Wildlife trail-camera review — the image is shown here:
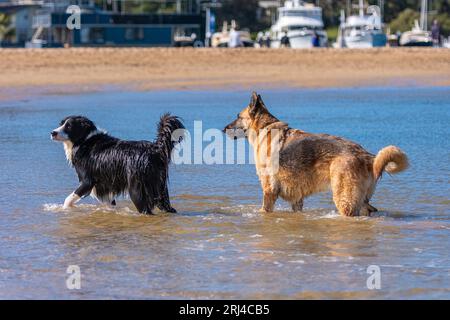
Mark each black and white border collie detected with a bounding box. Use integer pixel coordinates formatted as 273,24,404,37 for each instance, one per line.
51,114,184,214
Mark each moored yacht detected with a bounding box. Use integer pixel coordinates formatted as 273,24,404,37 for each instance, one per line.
270,0,328,48
335,0,387,48
399,20,433,47
399,0,432,47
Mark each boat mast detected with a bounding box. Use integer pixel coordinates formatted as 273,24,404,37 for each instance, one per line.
359,0,364,17
378,0,384,21
420,0,428,31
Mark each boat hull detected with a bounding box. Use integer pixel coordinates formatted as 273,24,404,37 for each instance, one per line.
399,32,433,47
401,41,433,47
344,33,386,48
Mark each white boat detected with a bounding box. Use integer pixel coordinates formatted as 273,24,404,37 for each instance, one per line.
399,21,432,47
211,21,254,48
270,0,328,49
335,1,387,48
399,0,432,47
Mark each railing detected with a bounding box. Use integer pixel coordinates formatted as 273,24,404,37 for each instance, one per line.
10,0,44,5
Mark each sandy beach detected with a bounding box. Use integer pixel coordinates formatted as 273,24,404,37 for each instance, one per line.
0,47,449,99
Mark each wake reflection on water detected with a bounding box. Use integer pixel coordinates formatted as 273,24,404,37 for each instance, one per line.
42,195,443,299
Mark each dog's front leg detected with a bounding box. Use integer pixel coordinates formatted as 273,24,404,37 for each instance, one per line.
63,182,92,209
258,175,278,213
63,192,81,209
260,192,277,213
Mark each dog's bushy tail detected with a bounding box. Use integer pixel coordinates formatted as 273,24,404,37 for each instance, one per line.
373,145,409,180
156,113,185,163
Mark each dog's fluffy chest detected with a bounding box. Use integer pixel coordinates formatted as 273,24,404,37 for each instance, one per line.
63,140,74,163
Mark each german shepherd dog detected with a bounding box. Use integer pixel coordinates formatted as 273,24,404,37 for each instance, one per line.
224,92,408,216
51,114,184,214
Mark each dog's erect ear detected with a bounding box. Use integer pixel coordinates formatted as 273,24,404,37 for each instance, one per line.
249,91,266,117
257,94,266,109
250,91,259,107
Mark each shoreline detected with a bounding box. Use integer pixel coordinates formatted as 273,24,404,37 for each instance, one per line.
2,80,449,103
1,47,449,100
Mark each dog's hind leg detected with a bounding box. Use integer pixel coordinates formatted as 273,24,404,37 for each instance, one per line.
90,186,116,206
330,158,365,217
129,182,154,215
359,179,378,216
366,203,378,212
156,185,177,213
291,199,304,212
360,202,378,216
332,186,363,217
157,202,176,213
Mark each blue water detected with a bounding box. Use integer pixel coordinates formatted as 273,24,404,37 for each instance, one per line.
0,87,449,299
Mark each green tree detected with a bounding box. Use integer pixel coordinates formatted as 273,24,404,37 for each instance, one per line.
216,0,268,32
0,13,14,42
121,0,180,14
390,6,450,36
389,8,420,33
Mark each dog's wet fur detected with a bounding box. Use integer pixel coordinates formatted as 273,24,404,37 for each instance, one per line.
224,92,409,216
51,114,184,214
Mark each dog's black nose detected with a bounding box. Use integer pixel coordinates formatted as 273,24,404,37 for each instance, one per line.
51,131,57,137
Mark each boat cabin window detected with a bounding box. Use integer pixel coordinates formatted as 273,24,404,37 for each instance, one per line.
345,24,379,33
280,10,321,19
288,25,321,31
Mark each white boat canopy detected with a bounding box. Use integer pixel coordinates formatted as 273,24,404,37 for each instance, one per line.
273,16,324,30
345,15,382,29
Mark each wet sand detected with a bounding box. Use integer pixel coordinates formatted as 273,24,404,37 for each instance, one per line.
0,47,449,99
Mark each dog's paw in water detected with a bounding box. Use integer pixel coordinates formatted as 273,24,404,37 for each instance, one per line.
258,207,272,213
63,192,80,209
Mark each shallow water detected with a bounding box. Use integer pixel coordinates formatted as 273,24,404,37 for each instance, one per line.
0,87,449,299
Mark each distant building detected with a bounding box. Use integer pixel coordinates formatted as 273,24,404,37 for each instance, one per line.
0,0,205,47
0,0,42,45
258,0,281,25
